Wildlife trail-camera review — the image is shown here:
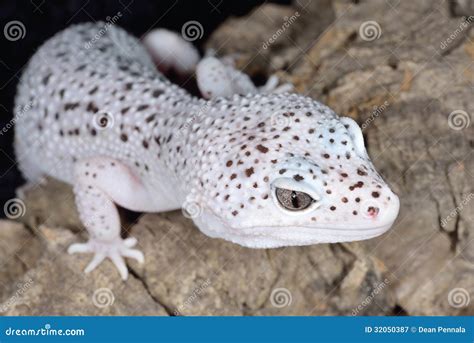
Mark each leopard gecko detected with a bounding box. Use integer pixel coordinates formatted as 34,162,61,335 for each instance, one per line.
14,23,400,280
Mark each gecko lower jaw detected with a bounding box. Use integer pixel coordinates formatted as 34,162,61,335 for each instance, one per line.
195,193,399,248
195,211,397,249
207,224,394,249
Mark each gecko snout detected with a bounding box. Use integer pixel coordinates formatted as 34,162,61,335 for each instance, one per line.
366,191,400,227
366,206,379,218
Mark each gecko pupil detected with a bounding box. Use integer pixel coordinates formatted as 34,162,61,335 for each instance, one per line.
276,188,314,211
291,191,299,208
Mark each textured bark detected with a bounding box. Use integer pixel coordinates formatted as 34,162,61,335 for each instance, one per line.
1,0,473,315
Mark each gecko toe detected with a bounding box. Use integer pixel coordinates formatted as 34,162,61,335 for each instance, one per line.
68,242,93,254
121,248,145,264
84,252,106,274
110,253,128,280
123,237,138,248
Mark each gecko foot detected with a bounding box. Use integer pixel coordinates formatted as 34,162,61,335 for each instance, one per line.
259,75,294,94
67,237,144,280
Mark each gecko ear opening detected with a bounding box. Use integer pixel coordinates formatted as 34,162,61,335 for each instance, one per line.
340,117,368,159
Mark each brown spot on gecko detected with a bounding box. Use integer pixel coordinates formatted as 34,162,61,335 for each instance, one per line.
86,102,99,113
293,174,304,181
245,167,255,177
137,104,149,111
256,144,269,153
64,102,80,111
152,89,164,97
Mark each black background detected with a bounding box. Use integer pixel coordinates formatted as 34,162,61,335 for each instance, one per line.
0,0,289,213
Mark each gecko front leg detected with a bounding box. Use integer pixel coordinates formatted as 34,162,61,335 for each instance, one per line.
68,157,155,280
196,56,257,99
196,56,293,99
142,28,200,75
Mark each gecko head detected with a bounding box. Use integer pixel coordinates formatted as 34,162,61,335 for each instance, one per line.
194,96,399,248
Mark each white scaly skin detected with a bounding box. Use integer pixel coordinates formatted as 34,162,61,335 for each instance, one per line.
14,23,399,280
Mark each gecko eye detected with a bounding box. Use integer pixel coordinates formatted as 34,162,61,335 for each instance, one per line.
275,188,315,211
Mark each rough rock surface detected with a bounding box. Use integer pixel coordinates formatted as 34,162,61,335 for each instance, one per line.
1,0,473,315
1,179,394,316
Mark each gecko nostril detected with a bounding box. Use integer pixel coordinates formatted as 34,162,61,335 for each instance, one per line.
367,206,379,218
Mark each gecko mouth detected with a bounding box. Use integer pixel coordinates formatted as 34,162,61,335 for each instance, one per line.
207,223,392,248
194,208,396,249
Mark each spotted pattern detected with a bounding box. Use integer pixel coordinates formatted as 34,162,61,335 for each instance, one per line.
14,22,397,244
